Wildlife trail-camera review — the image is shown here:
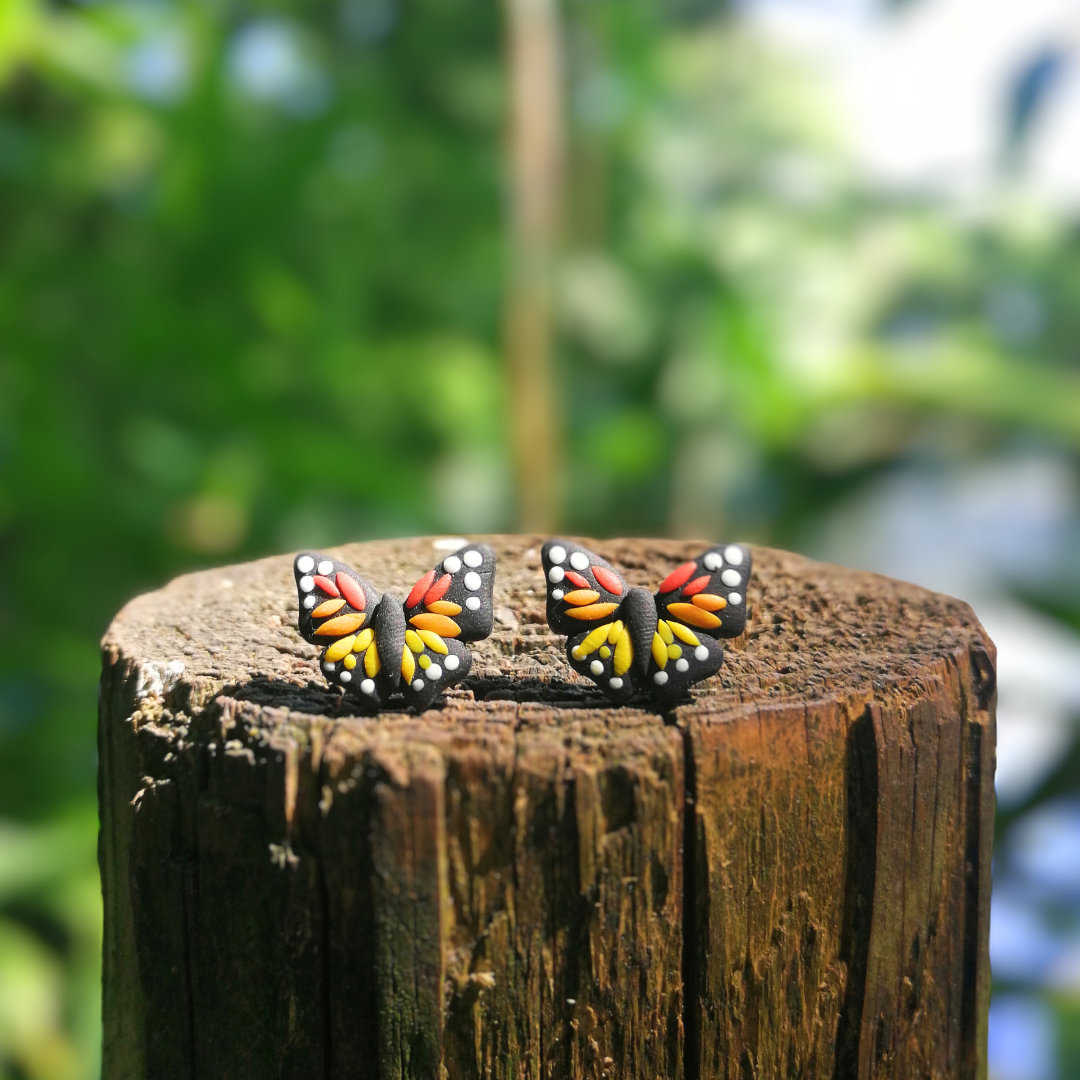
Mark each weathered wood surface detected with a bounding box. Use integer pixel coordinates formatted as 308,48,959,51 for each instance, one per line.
98,536,995,1080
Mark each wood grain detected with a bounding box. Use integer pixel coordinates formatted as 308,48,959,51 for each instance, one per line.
99,536,995,1079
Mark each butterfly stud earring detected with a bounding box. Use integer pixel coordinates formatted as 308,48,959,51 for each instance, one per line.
541,540,751,706
293,543,496,710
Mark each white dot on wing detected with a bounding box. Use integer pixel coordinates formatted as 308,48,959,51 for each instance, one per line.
569,551,589,570
317,559,333,576
547,545,566,565
463,549,483,568
304,596,316,610
442,555,462,574
426,664,443,681
445,654,460,671
340,670,352,683
653,670,668,685
728,592,742,605
695,645,709,661
703,552,721,571
724,545,744,566
361,678,376,695
296,555,315,574
300,576,315,593
590,660,604,675
464,571,482,591
412,679,425,691
465,596,481,611
324,662,335,673
609,677,623,690
721,569,741,587
552,589,564,600
676,658,689,672
548,565,565,583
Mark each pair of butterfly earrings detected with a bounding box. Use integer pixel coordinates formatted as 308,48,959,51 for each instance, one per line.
293,539,751,710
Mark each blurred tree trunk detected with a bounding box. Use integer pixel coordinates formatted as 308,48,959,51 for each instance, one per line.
503,0,563,531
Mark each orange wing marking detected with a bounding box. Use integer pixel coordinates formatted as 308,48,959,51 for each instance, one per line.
665,603,720,630
564,603,619,621
409,613,462,637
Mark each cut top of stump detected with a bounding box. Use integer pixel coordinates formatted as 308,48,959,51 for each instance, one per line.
104,534,989,725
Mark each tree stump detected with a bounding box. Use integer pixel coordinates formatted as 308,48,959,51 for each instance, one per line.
98,536,996,1080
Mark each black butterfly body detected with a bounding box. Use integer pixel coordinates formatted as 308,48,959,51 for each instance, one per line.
541,539,751,706
293,543,496,710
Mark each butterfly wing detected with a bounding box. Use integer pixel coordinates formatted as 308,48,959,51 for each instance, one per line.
564,618,637,702
294,552,390,706
399,543,496,709
647,544,752,704
541,539,630,636
542,540,640,701
654,543,751,640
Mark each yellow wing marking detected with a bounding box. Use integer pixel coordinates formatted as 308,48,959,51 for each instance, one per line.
417,629,448,654
652,633,667,669
613,627,632,676
666,620,701,646
364,642,381,677
325,635,356,662
571,622,614,660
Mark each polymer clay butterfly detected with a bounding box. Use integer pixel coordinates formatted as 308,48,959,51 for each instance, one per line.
542,539,751,706
293,544,496,710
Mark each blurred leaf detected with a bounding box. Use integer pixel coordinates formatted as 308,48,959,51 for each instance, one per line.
0,810,97,905
581,407,667,479
0,917,76,1079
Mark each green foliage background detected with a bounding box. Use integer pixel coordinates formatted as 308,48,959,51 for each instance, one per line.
1,1,1079,1076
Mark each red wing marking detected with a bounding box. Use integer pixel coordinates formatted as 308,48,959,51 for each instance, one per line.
592,566,623,595
564,571,590,589
336,573,366,611
425,573,452,605
406,570,437,610
681,575,710,597
658,562,697,594
312,575,340,597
